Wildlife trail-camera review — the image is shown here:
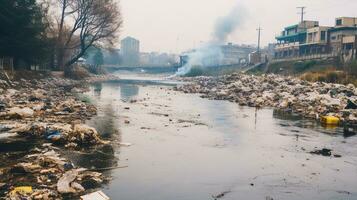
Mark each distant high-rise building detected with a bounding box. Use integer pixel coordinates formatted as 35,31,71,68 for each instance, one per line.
121,36,140,66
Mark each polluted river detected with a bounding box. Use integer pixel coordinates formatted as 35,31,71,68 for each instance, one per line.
81,69,357,200
2,69,357,200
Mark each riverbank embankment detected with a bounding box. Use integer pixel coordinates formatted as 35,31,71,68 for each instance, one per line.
0,71,119,199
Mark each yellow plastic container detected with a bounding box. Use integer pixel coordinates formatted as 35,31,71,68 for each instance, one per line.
10,186,33,196
320,116,340,125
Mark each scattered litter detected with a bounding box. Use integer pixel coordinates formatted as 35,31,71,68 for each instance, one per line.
57,170,78,193
345,99,357,109
46,130,63,142
212,191,231,199
8,107,34,118
10,186,33,196
0,74,118,199
119,142,132,147
150,112,169,117
321,116,340,126
310,148,332,157
177,119,207,126
176,73,357,125
80,190,110,200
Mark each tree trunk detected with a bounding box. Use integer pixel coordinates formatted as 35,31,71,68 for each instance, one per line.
56,0,67,70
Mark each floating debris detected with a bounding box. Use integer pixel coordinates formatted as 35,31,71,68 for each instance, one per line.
310,148,332,157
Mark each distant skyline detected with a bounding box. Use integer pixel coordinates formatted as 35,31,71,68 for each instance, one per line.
118,0,357,54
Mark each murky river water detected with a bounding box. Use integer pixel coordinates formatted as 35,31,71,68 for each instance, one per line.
69,70,357,200
1,70,356,199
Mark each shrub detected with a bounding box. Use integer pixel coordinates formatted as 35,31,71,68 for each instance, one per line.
317,75,326,82
325,72,339,83
67,65,90,80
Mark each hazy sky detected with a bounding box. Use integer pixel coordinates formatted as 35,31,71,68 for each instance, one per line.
119,0,357,53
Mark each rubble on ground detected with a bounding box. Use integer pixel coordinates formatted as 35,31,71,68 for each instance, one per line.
0,76,108,146
176,73,357,125
1,145,106,199
0,72,118,199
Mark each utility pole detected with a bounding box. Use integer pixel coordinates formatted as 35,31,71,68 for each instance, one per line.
297,6,306,23
257,26,262,53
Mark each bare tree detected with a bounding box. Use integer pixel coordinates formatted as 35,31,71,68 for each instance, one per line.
64,0,122,69
49,0,122,72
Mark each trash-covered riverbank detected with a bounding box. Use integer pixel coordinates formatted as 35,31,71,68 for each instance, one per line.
0,73,119,199
176,73,357,126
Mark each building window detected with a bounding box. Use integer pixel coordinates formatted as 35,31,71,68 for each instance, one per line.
336,19,342,26
321,31,326,41
308,33,313,42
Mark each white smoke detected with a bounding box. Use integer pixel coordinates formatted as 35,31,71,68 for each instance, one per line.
212,5,246,43
176,4,247,76
176,44,223,75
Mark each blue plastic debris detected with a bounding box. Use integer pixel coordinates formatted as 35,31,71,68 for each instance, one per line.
46,130,62,141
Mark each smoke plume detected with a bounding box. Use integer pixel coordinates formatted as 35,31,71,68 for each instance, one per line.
177,4,247,76
213,5,246,43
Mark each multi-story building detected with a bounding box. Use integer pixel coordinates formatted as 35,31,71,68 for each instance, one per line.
301,26,331,55
329,17,357,56
220,43,256,65
121,36,140,66
179,43,256,67
274,17,357,61
275,21,319,59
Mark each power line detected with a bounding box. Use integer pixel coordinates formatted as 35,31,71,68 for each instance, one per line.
297,6,306,23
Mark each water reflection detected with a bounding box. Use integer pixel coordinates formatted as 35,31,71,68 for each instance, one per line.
65,90,121,172
79,80,357,200
120,84,139,101
89,102,120,139
93,83,103,97
273,109,302,121
344,127,357,138
272,109,347,137
65,144,118,170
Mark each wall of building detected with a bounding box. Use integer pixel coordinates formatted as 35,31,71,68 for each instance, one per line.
306,27,329,44
121,37,140,66
336,17,357,27
330,28,357,55
274,17,357,62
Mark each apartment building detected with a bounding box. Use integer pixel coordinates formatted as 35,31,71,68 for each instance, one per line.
274,17,357,61
329,17,357,55
275,21,319,59
121,36,140,66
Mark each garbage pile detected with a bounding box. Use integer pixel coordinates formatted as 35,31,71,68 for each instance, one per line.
1,145,105,199
176,73,357,125
0,73,116,199
0,71,120,91
0,79,107,147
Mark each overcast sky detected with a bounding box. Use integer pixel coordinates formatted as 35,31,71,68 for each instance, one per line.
119,0,357,53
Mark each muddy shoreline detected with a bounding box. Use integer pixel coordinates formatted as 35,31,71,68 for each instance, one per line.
0,73,120,199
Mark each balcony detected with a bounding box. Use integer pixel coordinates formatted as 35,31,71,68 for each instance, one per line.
275,42,300,50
